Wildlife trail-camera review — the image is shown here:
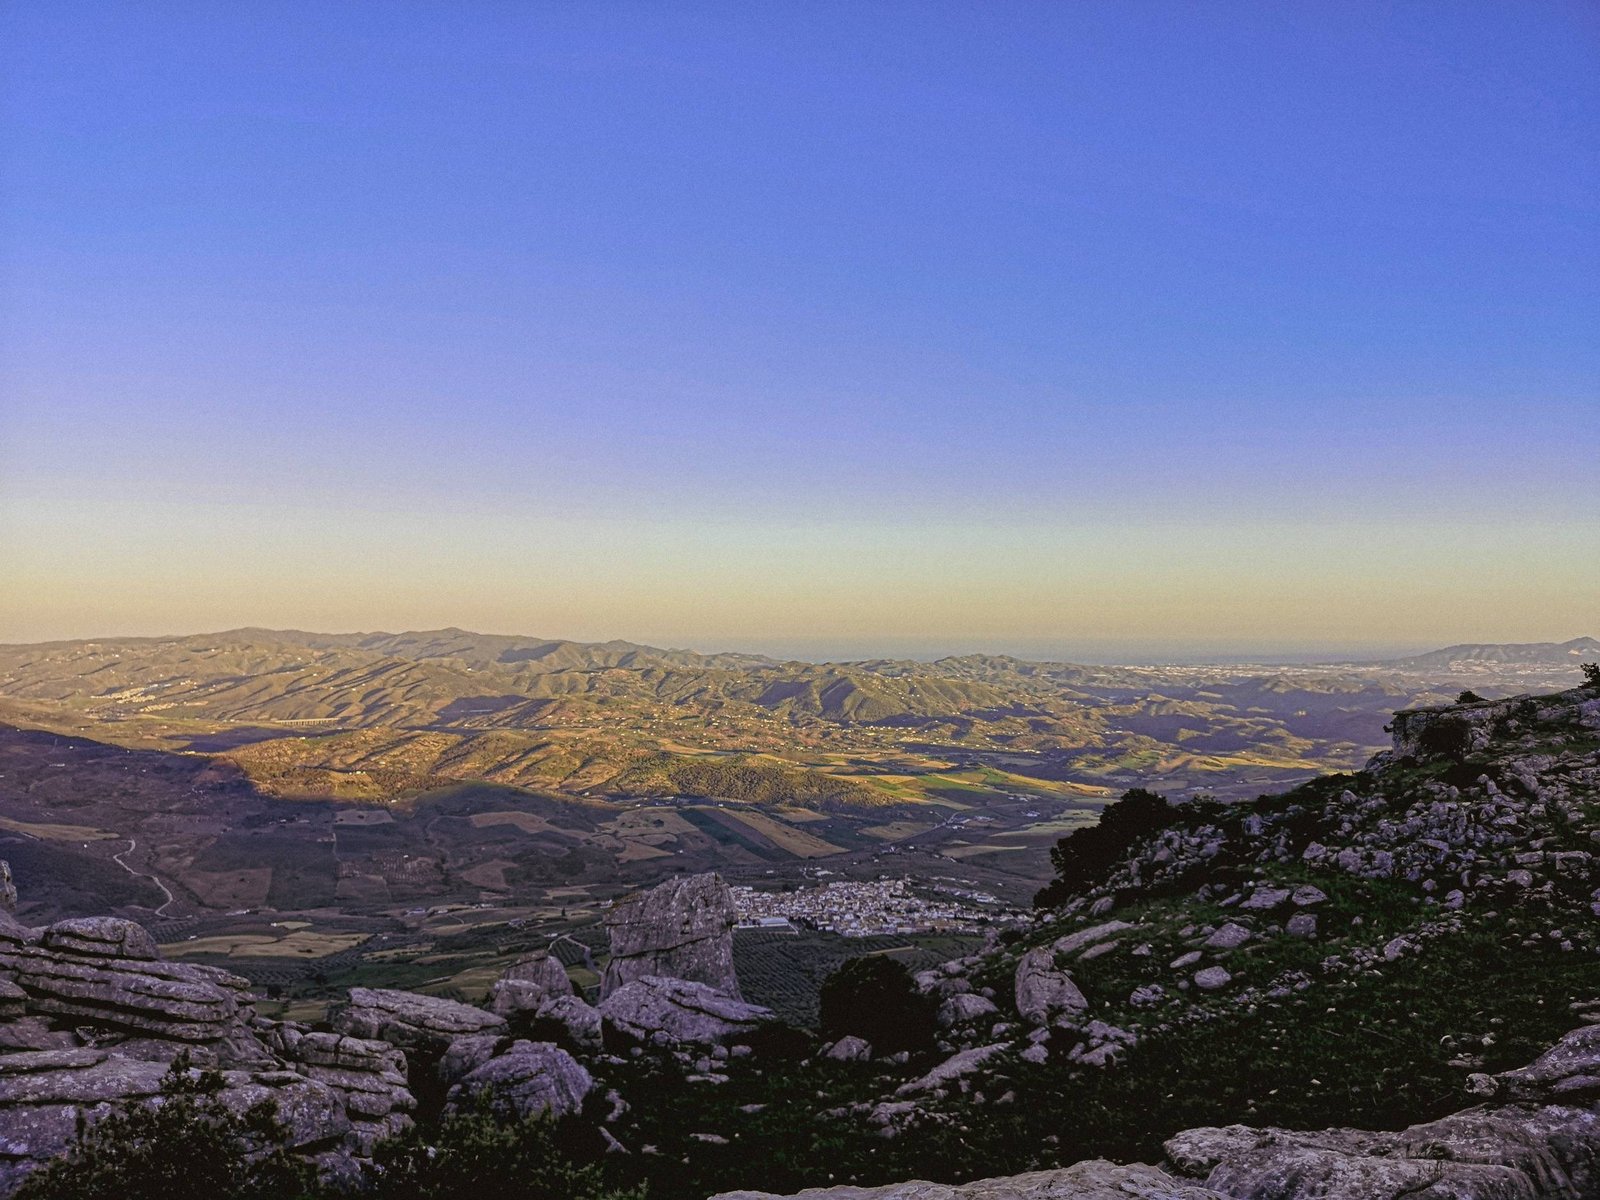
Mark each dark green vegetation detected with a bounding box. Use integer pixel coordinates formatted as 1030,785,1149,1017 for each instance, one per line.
580,920,1599,1200
363,1101,642,1200
818,955,937,1054
18,1068,640,1200
16,1058,316,1200
736,928,980,1027
1034,787,1179,907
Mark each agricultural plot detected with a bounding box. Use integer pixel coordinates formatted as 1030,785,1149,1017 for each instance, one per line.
164,928,369,958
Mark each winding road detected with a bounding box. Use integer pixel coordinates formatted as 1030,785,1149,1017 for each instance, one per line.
111,838,178,917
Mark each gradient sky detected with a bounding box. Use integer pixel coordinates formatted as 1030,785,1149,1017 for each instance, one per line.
2,2,1597,659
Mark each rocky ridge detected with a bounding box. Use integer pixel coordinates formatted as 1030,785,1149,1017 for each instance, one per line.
700,680,1600,1198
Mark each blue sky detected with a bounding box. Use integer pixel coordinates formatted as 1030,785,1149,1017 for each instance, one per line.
2,2,1596,656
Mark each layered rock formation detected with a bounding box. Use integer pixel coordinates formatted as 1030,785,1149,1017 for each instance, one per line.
331,986,505,1057
600,873,741,998
0,915,256,1047
598,976,774,1046
487,951,573,1018
0,907,427,1192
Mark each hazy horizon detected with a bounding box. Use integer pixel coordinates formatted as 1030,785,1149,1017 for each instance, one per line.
4,620,1596,671
4,3,1596,651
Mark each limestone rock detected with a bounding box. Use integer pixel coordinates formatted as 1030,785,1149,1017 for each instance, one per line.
445,1041,593,1119
895,1043,1006,1096
1203,923,1252,950
533,994,604,1050
600,873,740,999
1284,913,1318,939
0,1050,353,1194
39,918,159,962
1014,947,1087,1028
1167,1101,1600,1199
823,1035,872,1063
598,976,773,1045
708,1159,1225,1199
1239,887,1291,912
488,953,572,1018
0,939,254,1044
937,994,999,1028
331,987,504,1057
1193,967,1231,991
1050,922,1134,957
1497,1022,1600,1100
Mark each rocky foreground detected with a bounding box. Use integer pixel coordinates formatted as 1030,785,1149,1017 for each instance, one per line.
0,681,1593,1197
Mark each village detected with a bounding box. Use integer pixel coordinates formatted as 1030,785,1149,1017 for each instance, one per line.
730,875,1010,937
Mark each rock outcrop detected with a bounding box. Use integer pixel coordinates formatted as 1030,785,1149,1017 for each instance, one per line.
0,1047,353,1194
260,1025,415,1154
331,987,505,1057
600,873,740,999
0,916,257,1049
0,905,420,1192
598,976,773,1045
487,952,573,1019
1013,947,1087,1028
444,1040,593,1120
712,1159,1226,1199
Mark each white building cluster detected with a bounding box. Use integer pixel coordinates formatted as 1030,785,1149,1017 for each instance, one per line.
731,877,996,937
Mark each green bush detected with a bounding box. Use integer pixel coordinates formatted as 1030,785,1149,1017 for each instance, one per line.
1036,788,1177,906
364,1098,642,1200
15,1057,316,1200
818,955,936,1055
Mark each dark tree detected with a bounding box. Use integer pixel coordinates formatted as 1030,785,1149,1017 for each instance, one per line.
818,955,937,1055
1457,690,1486,704
1035,788,1178,908
1582,662,1600,688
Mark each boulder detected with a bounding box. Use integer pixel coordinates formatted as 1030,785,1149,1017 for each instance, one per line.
533,995,604,1050
708,1160,1226,1199
1285,913,1318,939
1239,887,1291,911
1193,967,1231,991
598,977,773,1045
1014,947,1087,1028
600,873,740,999
445,1041,593,1120
1203,923,1252,950
0,939,255,1045
39,918,159,962
487,953,573,1018
331,988,504,1057
937,994,999,1028
823,1035,872,1063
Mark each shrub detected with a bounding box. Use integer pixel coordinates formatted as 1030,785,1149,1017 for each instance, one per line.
1035,788,1177,906
1582,662,1600,688
365,1097,641,1200
818,955,937,1055
1457,689,1485,704
15,1057,315,1200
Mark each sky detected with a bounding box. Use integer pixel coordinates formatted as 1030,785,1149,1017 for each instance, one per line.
2,1,1597,661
